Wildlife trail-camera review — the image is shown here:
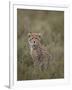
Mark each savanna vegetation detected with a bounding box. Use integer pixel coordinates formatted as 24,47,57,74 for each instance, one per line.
17,9,64,80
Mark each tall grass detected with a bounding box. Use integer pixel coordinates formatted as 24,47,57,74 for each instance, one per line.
17,9,64,80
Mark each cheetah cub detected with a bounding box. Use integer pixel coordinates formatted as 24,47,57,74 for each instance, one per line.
28,32,50,71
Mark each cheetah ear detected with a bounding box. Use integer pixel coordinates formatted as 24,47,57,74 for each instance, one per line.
28,32,31,37
38,33,42,38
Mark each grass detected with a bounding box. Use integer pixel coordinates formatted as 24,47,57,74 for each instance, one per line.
17,9,64,80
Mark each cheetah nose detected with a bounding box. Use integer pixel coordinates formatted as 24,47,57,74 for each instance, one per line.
34,41,35,43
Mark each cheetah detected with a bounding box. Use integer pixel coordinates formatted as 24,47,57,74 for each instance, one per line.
28,32,50,71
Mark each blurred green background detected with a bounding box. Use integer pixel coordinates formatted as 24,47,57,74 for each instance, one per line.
17,9,64,80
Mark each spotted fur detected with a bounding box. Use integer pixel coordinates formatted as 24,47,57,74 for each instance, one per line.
28,32,50,71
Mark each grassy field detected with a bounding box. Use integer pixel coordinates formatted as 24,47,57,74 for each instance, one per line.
17,9,64,80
